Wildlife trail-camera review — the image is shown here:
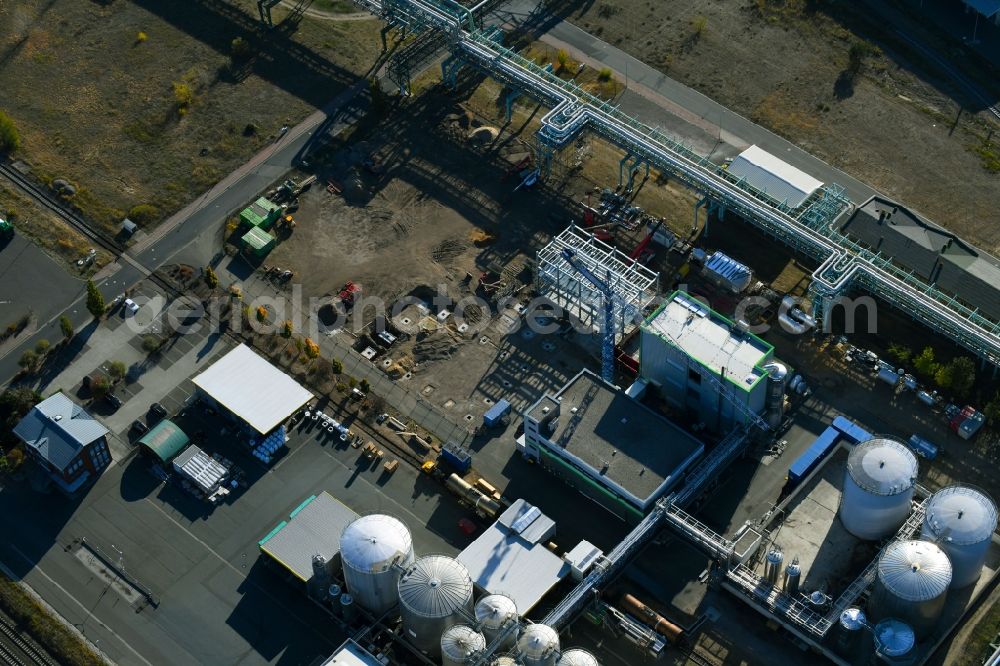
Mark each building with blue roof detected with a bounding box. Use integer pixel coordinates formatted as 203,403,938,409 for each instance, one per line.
13,393,112,495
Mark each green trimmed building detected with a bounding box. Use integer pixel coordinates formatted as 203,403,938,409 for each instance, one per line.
139,420,190,462
639,291,774,433
240,197,282,230
522,369,704,519
241,226,276,258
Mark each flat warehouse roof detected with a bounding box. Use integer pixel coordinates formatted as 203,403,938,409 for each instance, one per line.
457,500,568,612
193,343,313,434
643,292,771,388
527,370,704,504
728,144,823,208
259,492,359,583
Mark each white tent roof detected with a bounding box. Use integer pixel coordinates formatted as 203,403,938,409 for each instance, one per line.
193,344,313,434
727,144,823,208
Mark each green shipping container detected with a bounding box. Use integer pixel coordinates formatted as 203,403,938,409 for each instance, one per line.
241,226,276,257
239,197,281,230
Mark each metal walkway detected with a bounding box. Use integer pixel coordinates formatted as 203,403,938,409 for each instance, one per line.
349,0,1000,366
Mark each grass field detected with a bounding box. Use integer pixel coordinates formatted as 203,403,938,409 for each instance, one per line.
0,0,383,235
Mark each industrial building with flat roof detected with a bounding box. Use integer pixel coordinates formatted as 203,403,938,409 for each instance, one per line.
193,343,313,435
726,144,824,209
522,369,704,519
640,291,775,432
259,492,359,585
457,499,569,613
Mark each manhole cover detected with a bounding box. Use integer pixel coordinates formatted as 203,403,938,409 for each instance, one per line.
479,336,490,345
382,358,392,367
542,341,556,352
464,414,474,421
502,380,512,388
484,398,494,405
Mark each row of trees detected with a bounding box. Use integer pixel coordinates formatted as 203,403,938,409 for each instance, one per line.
888,343,976,398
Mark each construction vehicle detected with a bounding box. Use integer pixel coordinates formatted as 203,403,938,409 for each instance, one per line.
628,219,663,265
421,459,438,474
338,281,361,309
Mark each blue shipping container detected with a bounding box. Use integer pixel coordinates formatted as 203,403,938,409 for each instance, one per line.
440,442,473,473
907,435,938,460
483,399,512,428
831,416,872,444
788,428,841,485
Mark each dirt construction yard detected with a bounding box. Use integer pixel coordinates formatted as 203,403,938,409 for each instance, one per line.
568,0,1000,251
0,0,382,234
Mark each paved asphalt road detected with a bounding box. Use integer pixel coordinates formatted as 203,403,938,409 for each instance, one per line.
0,234,87,335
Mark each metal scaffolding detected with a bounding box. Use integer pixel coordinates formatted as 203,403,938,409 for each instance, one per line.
536,225,658,345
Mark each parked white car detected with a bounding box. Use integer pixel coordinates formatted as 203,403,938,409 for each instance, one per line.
124,298,140,316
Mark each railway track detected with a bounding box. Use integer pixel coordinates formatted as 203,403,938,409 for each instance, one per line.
0,161,184,301
0,614,58,666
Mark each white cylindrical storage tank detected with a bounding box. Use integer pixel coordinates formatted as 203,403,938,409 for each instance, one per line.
840,438,918,540
557,648,599,666
518,624,560,666
441,624,486,666
763,363,787,429
398,555,474,657
836,607,867,656
870,540,951,638
921,485,998,589
340,514,415,615
783,558,801,596
763,549,783,586
874,618,915,663
475,593,520,651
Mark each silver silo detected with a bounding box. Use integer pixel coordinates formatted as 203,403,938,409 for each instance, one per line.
870,540,951,637
836,607,867,656
763,548,783,586
441,625,486,666
921,485,998,589
874,618,915,663
398,555,474,657
475,594,520,651
517,624,560,666
783,557,801,596
339,593,358,623
840,438,918,540
557,648,599,666
763,362,787,430
340,514,415,615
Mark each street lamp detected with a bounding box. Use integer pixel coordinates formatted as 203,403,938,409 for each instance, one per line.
111,544,124,574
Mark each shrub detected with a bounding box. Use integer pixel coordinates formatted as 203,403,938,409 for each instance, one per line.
691,15,708,37
108,360,126,380
360,379,371,393
256,306,269,323
304,338,320,359
85,280,105,319
128,204,160,225
18,350,38,371
90,376,110,398
280,319,293,338
0,110,19,153
6,447,24,469
231,36,252,60
331,358,343,374
555,49,571,72
348,376,357,388
142,335,162,353
597,67,613,82
173,82,194,115
34,339,50,354
887,342,911,365
59,315,74,340
204,266,218,289
912,346,938,378
136,31,148,43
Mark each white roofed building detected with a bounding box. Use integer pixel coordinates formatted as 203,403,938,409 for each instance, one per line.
727,144,823,208
192,343,313,435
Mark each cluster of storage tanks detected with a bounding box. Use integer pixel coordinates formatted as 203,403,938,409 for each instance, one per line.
333,513,602,665
831,438,998,657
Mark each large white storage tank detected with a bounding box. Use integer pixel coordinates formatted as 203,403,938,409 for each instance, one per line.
340,514,415,615
557,648,599,666
518,624,560,666
475,593,520,651
840,438,918,540
921,485,998,589
398,555,474,656
441,625,486,666
870,540,951,638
